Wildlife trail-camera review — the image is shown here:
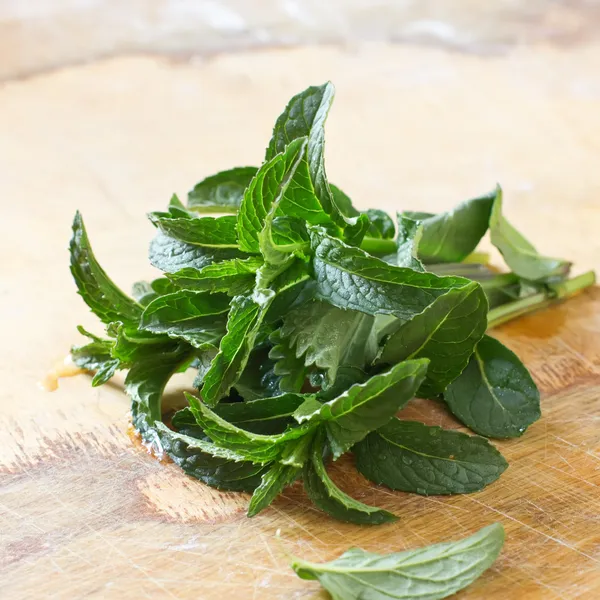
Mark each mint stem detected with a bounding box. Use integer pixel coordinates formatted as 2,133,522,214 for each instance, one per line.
488,270,596,329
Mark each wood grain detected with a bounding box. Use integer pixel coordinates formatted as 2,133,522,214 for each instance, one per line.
1,44,599,599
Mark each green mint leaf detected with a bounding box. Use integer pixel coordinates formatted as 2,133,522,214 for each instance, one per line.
91,359,120,386
291,522,505,600
354,418,508,495
268,329,308,393
263,259,314,324
186,392,315,464
266,82,365,234
280,300,377,390
247,462,301,517
148,208,239,248
363,209,395,239
444,334,541,438
266,83,335,213
396,214,425,271
125,344,193,446
238,137,313,255
215,393,308,434
131,281,158,306
167,256,263,295
156,424,269,492
149,232,244,274
403,190,495,264
201,295,269,405
187,166,258,213
303,430,397,524
140,290,229,348
108,322,178,363
489,185,571,282
378,282,488,398
330,184,359,217
310,227,470,321
70,212,142,326
295,359,429,458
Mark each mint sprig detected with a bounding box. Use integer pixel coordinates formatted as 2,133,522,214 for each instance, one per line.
67,82,595,523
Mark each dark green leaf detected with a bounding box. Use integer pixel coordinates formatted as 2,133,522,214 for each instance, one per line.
69,212,142,326
167,256,263,295
201,295,270,406
263,259,314,324
268,329,308,393
378,282,488,398
310,227,470,321
149,232,244,274
354,419,508,495
295,359,429,458
280,300,378,390
238,137,318,256
489,185,571,282
140,290,229,348
363,209,395,239
396,214,425,271
187,166,257,213
109,322,177,363
266,82,361,234
403,190,495,264
444,335,541,438
125,344,193,446
149,209,239,248
303,430,397,524
247,462,301,517
291,522,505,600
186,393,315,464
156,424,269,492
330,184,359,218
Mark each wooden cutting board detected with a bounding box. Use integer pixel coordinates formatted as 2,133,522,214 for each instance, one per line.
1,44,599,599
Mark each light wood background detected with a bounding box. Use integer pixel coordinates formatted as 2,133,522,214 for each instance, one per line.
1,23,600,600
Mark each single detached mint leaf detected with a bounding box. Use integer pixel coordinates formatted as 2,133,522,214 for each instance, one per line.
247,462,301,517
403,190,495,264
396,214,425,271
310,227,470,321
489,185,571,282
187,166,258,213
354,418,508,495
444,334,541,438
280,300,377,390
291,522,505,600
167,256,263,295
149,232,244,274
148,208,239,248
70,212,142,326
303,430,397,525
140,290,229,348
295,359,429,459
378,282,488,398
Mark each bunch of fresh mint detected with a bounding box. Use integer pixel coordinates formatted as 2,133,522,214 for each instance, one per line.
69,82,595,523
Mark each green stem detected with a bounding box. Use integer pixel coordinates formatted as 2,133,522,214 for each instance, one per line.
359,237,397,255
488,270,596,329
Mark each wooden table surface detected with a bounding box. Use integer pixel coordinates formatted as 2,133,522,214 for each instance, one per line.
1,43,600,599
